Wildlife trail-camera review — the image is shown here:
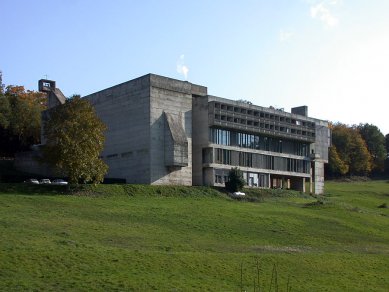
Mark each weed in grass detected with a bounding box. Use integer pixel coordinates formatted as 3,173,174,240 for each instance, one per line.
378,203,387,208
244,258,293,292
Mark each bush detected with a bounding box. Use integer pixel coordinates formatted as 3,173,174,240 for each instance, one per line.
225,167,245,192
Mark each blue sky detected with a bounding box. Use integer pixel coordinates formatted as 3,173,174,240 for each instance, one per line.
1,0,389,134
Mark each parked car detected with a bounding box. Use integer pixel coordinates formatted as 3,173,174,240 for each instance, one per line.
52,179,68,185
39,179,51,184
24,178,39,185
231,191,246,197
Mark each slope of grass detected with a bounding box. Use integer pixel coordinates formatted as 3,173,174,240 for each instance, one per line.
0,181,388,291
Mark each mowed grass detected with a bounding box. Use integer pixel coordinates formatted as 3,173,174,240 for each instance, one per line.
0,181,388,291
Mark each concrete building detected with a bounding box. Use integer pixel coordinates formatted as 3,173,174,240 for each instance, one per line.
17,73,331,194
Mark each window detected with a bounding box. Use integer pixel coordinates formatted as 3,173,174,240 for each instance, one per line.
239,152,253,167
214,148,231,165
210,128,309,156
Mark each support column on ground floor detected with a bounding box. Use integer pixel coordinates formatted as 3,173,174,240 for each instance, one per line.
281,177,289,189
290,177,306,193
310,165,313,194
314,161,325,195
203,168,214,186
268,174,271,188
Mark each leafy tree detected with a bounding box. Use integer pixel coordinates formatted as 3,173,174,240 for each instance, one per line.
327,145,349,177
348,128,371,175
225,167,245,192
0,95,10,129
42,95,108,184
0,85,46,156
357,123,387,173
386,134,389,153
0,70,4,94
331,123,371,176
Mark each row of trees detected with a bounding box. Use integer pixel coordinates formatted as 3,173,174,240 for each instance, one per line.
327,123,388,177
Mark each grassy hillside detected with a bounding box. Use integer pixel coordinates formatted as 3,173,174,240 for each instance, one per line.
0,181,388,291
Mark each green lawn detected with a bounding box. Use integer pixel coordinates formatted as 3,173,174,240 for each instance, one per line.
0,181,388,291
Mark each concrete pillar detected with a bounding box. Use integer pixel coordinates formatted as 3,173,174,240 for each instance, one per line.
314,161,325,195
310,165,313,194
268,174,271,188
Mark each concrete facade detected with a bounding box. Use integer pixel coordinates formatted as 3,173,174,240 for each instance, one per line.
83,74,207,185
192,94,330,194
17,73,330,194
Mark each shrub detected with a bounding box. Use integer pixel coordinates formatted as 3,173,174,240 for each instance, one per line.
225,167,245,192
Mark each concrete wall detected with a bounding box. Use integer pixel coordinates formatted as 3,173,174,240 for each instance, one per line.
313,120,331,162
149,74,194,185
84,73,208,186
84,75,151,183
192,96,211,185
14,150,57,177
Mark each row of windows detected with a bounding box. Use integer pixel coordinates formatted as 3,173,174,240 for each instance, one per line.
213,114,315,137
210,148,310,174
213,102,315,128
210,128,309,156
214,169,270,188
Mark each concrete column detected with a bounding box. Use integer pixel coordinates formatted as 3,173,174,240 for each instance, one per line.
282,177,287,189
310,165,313,194
314,161,325,195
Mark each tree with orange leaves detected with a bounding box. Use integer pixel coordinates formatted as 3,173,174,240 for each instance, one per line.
0,83,46,156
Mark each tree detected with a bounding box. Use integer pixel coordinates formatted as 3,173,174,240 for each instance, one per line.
0,94,10,129
42,96,108,184
357,123,387,173
0,70,4,94
330,123,371,176
327,145,349,177
348,128,371,175
0,85,46,156
386,134,389,154
225,167,245,192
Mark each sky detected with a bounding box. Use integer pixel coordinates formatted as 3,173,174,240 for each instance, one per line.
1,0,389,134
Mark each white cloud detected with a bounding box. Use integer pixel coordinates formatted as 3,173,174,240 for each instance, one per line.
176,54,189,80
308,1,339,28
279,29,294,42
311,3,338,27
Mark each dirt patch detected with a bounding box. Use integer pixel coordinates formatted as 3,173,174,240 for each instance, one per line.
251,245,312,253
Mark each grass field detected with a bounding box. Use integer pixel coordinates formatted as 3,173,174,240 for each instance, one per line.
0,181,388,291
